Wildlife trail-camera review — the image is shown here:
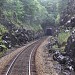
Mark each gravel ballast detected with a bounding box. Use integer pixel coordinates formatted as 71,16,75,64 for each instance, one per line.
35,36,58,75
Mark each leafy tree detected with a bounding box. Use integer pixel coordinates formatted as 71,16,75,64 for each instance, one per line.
3,0,24,22
38,0,59,28
0,0,5,18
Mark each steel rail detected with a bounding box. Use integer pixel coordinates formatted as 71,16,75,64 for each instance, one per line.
4,37,46,75
5,40,38,75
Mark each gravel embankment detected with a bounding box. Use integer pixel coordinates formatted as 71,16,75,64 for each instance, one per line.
35,36,58,75
0,41,36,74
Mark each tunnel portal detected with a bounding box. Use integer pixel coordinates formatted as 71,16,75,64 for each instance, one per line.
45,28,53,36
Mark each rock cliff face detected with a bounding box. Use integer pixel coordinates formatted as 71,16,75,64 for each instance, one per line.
65,31,75,59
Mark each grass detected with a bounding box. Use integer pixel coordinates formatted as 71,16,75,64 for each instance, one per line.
58,31,70,44
52,31,70,52
0,24,8,58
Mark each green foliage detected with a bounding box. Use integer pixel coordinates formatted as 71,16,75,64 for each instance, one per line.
55,14,60,25
38,0,60,26
1,0,49,30
0,24,8,34
4,0,24,22
0,0,67,31
31,24,42,31
0,24,8,50
0,45,7,50
0,45,7,58
0,40,7,58
58,31,70,44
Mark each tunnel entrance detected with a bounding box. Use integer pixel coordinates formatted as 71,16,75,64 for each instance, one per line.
45,28,53,36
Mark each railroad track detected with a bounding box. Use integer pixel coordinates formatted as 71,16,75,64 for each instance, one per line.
1,37,46,75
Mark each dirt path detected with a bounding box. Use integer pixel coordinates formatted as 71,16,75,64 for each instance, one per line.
35,36,58,75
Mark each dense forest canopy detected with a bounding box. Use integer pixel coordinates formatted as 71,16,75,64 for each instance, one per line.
0,0,59,31
0,0,75,32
